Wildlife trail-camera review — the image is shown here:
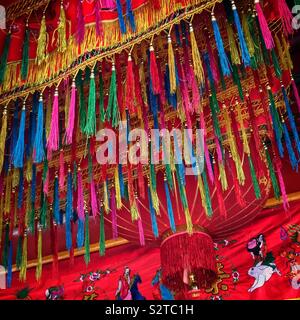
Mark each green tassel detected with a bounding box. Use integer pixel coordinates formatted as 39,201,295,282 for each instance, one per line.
209,95,223,143
84,69,96,136
248,155,261,199
73,162,78,191
76,71,86,133
165,163,174,191
21,27,30,81
175,164,188,210
0,32,11,84
99,70,105,123
40,192,48,229
29,207,35,234
123,183,129,201
99,207,105,256
232,64,244,101
247,15,263,67
42,159,48,182
1,224,9,268
16,236,23,270
202,169,213,218
150,163,157,191
218,59,226,91
88,146,93,182
265,147,280,199
84,213,90,265
271,49,282,79
106,65,119,128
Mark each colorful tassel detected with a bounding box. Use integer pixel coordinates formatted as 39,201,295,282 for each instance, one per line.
76,0,85,44
76,217,84,248
65,78,76,144
65,169,73,251
0,108,8,173
0,31,11,84
21,26,30,81
164,179,176,233
248,155,261,199
34,93,45,163
53,175,60,224
111,188,118,239
84,213,90,265
53,2,67,53
19,232,28,282
35,226,42,281
138,216,145,247
125,54,136,113
36,15,48,65
90,179,98,218
6,241,12,288
149,45,161,95
13,102,26,168
77,168,85,221
212,13,231,76
227,22,241,66
277,0,293,35
265,144,280,199
116,0,126,34
114,166,122,209
275,158,290,211
255,0,274,49
189,23,204,85
168,35,177,94
47,88,59,152
106,63,119,128
126,0,136,32
16,235,23,270
99,206,105,256
148,185,159,238
99,70,106,123
84,69,96,136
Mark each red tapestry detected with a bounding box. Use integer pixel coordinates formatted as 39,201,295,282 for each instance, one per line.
0,202,299,300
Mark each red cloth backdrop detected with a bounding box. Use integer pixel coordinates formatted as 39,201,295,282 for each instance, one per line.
0,201,299,300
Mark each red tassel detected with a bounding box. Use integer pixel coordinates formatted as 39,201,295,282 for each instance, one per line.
149,45,161,95
65,78,76,145
255,0,274,49
125,54,136,113
277,0,293,35
292,77,300,113
59,150,65,189
69,220,75,266
127,164,135,206
77,168,85,221
190,68,201,113
157,57,167,106
274,155,290,211
95,0,103,37
115,56,124,115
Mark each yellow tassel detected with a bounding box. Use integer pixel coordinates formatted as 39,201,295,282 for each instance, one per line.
45,95,52,140
0,108,8,174
184,207,193,235
281,34,293,71
150,185,160,215
219,162,228,191
235,102,250,155
197,174,208,216
52,4,67,53
25,158,32,182
226,22,241,65
168,34,177,94
4,170,12,214
130,202,140,222
275,34,287,71
223,105,245,185
19,233,28,282
35,227,42,281
189,23,204,85
36,15,49,65
103,181,109,214
242,13,255,57
114,167,122,210
12,168,20,189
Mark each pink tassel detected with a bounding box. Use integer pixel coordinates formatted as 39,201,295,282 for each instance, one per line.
255,0,274,50
95,0,103,37
77,169,85,221
76,0,85,44
149,46,161,95
137,210,145,246
47,88,59,152
111,188,118,239
65,79,76,145
277,0,293,35
274,158,290,211
102,0,115,9
292,78,300,113
215,137,223,163
44,171,49,195
59,150,65,189
90,179,98,218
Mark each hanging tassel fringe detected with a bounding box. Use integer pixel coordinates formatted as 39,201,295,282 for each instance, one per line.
13,102,26,168
47,88,60,152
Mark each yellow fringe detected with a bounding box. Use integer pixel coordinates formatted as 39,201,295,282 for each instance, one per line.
52,4,67,53
168,35,177,94
184,207,193,235
103,180,110,214
130,202,140,222
236,102,250,155
35,228,42,281
4,171,12,214
275,34,287,71
0,109,8,173
25,158,32,182
19,234,28,282
281,34,293,71
36,15,49,66
219,162,228,191
150,185,160,215
197,174,208,216
12,168,20,189
114,167,122,210
226,22,241,65
242,13,255,57
190,23,205,85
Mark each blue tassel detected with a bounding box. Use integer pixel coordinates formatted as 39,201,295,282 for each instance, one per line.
180,20,188,46
77,217,84,248
212,15,231,76
30,94,38,152
13,105,26,168
118,164,125,198
232,5,251,67
282,86,300,157
53,176,60,224
173,130,185,185
18,168,24,209
165,65,177,109
33,95,45,163
65,171,73,251
160,284,174,300
147,186,159,238
7,241,12,288
175,24,182,46
164,181,176,233
282,122,298,171
10,103,19,156
31,164,36,204
116,0,126,34
126,0,136,32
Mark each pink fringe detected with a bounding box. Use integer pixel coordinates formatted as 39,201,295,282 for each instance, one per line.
137,215,145,246
292,79,300,113
77,170,85,221
101,0,115,9
150,49,161,95
111,188,118,239
255,1,274,50
59,150,65,189
277,0,293,35
65,81,76,145
90,179,99,218
47,90,59,152
275,158,290,212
